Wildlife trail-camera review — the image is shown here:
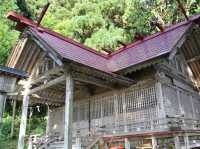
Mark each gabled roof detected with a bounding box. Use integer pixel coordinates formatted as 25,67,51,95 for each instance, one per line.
0,65,27,78
7,12,200,73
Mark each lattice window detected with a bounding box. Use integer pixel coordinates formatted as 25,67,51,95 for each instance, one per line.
102,96,114,117
73,83,158,133
125,86,157,112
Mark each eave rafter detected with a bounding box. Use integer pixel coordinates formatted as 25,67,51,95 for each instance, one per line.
21,62,135,105
187,55,200,63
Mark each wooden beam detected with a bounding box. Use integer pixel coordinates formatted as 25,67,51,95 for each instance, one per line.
31,93,64,103
28,75,65,95
31,95,64,105
29,98,63,106
71,63,135,87
64,72,74,149
187,55,200,63
72,71,115,89
29,33,63,66
17,95,29,149
30,66,64,85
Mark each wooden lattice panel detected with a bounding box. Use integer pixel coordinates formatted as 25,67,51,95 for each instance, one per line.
73,82,158,136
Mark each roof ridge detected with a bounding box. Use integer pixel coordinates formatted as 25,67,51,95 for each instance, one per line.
37,27,109,59
7,11,200,63
7,12,109,59
110,14,200,57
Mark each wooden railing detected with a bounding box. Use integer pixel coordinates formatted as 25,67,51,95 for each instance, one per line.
72,82,200,141
73,83,159,139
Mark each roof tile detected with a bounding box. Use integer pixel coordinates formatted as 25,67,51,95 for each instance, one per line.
7,12,200,73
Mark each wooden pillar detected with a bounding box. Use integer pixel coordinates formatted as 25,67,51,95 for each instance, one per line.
125,138,130,149
152,136,157,149
11,99,17,137
64,72,74,149
0,94,6,126
174,135,180,149
190,95,196,119
155,81,166,128
114,93,118,133
46,105,50,136
17,94,30,149
122,92,128,132
184,134,189,149
176,89,183,114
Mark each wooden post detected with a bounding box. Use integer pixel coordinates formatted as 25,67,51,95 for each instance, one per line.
184,134,190,149
114,93,118,133
125,138,130,149
190,95,196,119
156,82,165,118
46,105,50,136
122,92,128,132
176,89,183,114
88,98,91,136
17,94,30,149
174,135,180,149
0,94,6,126
11,99,17,137
64,72,74,149
152,136,157,149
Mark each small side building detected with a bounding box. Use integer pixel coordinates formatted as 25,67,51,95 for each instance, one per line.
0,65,27,125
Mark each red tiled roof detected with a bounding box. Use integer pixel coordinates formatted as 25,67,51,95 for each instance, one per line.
7,12,200,73
31,28,111,73
109,23,192,71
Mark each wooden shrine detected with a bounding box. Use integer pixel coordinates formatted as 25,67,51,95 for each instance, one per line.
5,11,200,149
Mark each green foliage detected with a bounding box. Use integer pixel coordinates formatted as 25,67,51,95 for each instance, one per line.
16,0,32,18
0,0,200,64
85,26,126,51
0,0,19,65
0,101,47,149
0,0,200,148
29,0,200,51
1,0,199,64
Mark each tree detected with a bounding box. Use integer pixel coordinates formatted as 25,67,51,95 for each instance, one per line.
0,0,200,65
0,0,19,65
16,0,32,19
